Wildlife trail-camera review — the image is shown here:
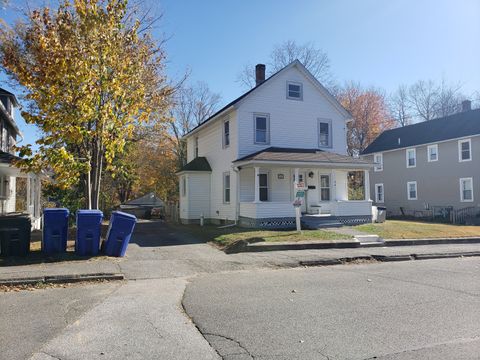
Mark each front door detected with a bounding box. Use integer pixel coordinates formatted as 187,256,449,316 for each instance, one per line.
319,174,331,214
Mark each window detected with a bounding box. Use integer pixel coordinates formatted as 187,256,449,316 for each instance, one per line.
0,175,9,199
407,181,417,200
427,144,438,162
254,114,270,144
460,178,474,202
320,175,330,201
223,172,230,203
458,139,471,162
318,119,332,147
194,137,199,158
374,153,383,172
223,120,230,148
406,148,416,168
375,183,384,203
259,173,268,201
286,81,303,100
181,176,186,197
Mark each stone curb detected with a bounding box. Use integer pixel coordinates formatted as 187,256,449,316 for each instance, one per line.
0,273,124,287
384,237,480,247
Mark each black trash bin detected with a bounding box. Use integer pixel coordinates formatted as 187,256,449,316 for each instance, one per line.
0,214,31,256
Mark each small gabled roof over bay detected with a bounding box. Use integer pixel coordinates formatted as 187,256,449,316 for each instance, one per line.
177,157,212,173
362,108,480,154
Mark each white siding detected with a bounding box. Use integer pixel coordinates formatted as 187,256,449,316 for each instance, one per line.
239,167,254,202
237,66,348,158
187,173,210,219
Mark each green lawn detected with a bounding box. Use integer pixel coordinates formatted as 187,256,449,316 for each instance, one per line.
356,220,480,239
178,224,351,248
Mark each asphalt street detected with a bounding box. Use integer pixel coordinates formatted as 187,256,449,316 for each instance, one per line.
183,257,480,360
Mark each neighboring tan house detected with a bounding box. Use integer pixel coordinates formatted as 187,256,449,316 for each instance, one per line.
362,102,480,219
177,60,373,228
0,87,43,229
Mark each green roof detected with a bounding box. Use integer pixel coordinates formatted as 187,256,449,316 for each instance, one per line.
179,157,212,172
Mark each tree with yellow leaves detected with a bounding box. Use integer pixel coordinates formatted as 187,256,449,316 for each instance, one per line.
0,0,172,209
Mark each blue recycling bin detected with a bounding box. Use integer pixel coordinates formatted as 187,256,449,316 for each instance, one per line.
103,211,137,257
42,208,69,254
76,210,103,256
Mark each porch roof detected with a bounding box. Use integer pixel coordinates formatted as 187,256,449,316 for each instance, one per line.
234,147,373,168
0,150,21,164
177,156,212,174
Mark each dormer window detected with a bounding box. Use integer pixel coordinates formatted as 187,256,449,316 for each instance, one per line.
286,81,303,100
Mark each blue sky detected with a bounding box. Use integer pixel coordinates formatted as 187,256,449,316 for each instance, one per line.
1,0,479,148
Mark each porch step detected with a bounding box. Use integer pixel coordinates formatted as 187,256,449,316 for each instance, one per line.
301,216,343,229
356,235,385,247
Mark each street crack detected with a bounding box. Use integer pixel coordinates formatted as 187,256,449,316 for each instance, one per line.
203,332,255,359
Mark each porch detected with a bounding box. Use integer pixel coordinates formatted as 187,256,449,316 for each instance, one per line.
234,148,373,228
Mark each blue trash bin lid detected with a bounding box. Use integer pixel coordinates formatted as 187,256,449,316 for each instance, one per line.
44,208,69,215
77,209,103,216
112,211,137,222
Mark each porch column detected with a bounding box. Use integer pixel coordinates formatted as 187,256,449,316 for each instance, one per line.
364,170,371,201
294,168,299,185
254,166,260,203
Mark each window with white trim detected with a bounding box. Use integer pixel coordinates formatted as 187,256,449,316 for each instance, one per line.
320,175,330,201
259,173,268,201
254,114,269,144
460,177,473,202
223,120,230,148
407,181,417,200
0,175,9,199
374,153,383,171
181,176,186,197
427,144,438,162
318,119,332,148
375,183,384,203
223,172,230,203
406,148,416,168
286,81,303,100
194,137,199,158
458,139,471,162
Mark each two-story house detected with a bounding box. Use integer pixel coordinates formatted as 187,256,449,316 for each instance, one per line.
177,60,373,228
0,87,43,229
362,102,480,218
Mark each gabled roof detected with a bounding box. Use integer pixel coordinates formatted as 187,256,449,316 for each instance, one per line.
234,147,371,167
362,108,480,154
124,192,164,206
177,157,212,173
183,60,351,138
0,87,19,107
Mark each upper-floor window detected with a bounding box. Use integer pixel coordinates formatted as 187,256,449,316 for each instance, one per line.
286,81,303,100
427,144,438,162
406,148,416,168
374,153,383,172
223,172,231,203
223,120,230,148
254,114,270,144
458,139,471,162
318,119,332,148
194,137,199,158
1,125,8,153
375,183,384,203
460,177,473,202
407,181,417,200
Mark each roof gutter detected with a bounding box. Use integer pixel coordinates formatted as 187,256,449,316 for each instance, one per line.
234,159,374,169
181,106,235,140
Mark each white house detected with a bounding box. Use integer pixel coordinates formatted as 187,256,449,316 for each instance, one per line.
0,88,43,229
177,60,373,228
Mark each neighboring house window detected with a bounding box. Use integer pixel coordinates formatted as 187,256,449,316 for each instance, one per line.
320,175,330,201
407,181,417,200
254,114,270,144
427,144,438,162
223,172,230,203
374,153,383,172
406,148,416,168
181,176,186,197
0,175,9,199
194,137,199,158
286,81,303,100
460,177,474,202
458,139,471,162
375,183,384,203
259,173,268,201
318,119,332,147
223,120,230,148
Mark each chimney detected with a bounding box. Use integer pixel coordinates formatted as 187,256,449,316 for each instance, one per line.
461,100,472,112
255,64,266,86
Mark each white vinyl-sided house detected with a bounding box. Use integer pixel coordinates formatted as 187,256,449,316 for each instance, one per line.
178,60,373,228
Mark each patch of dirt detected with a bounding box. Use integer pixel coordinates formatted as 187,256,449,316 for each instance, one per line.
0,279,116,293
